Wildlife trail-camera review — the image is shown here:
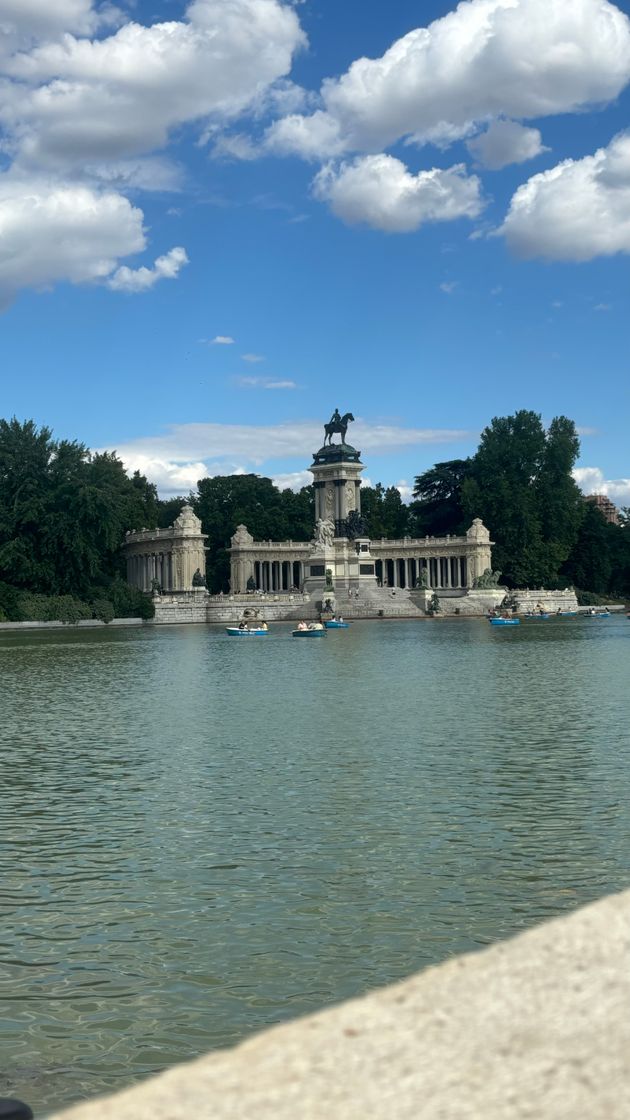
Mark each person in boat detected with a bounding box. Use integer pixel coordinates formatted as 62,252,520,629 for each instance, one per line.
238,620,248,629
338,615,343,622
297,620,308,630
261,621,268,631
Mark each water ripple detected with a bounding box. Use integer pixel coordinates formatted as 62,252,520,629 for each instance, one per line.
1,618,629,1111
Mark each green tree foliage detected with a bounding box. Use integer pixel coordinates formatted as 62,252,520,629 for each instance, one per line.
0,418,156,616
408,459,471,537
361,484,409,539
461,411,582,587
561,503,628,598
194,474,314,591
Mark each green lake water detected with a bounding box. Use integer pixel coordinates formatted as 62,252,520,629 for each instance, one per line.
2,616,630,1112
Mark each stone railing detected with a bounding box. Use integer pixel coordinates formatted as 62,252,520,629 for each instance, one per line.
50,889,630,1120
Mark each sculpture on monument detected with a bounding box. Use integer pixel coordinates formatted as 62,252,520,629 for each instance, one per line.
192,568,206,588
313,517,335,549
472,568,502,589
324,409,355,446
345,509,368,540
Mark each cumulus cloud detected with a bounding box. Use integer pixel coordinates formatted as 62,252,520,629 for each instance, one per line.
242,353,265,362
108,246,189,292
0,176,145,307
211,335,235,345
272,470,312,491
467,119,547,169
312,155,484,232
574,467,630,504
266,0,630,159
501,131,630,260
117,454,211,496
2,0,306,172
0,0,112,50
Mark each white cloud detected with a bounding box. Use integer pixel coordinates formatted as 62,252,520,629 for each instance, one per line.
0,176,145,307
211,336,235,345
267,0,630,159
395,479,413,503
108,418,470,472
108,246,189,292
0,0,112,50
119,454,210,496
467,119,547,169
440,281,459,294
501,131,630,260
234,376,297,389
312,155,484,232
594,302,611,311
242,353,265,363
574,467,630,504
272,470,312,491
1,0,306,172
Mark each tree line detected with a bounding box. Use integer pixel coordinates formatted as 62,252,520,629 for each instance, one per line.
1,412,628,614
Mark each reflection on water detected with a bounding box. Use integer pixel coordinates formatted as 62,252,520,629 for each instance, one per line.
1,618,629,1111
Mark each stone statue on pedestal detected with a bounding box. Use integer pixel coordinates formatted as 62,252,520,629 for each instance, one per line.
192,568,206,587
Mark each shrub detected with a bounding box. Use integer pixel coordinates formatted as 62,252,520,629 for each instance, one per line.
92,598,115,624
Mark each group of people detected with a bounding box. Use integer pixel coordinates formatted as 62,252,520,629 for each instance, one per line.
238,619,268,630
296,621,324,631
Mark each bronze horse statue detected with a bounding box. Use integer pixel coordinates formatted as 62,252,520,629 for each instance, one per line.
324,411,354,445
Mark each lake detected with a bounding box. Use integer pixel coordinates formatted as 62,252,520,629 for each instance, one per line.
2,616,629,1113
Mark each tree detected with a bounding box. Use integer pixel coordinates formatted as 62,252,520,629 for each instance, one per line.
408,459,471,537
0,417,157,599
562,503,613,595
195,474,313,592
462,411,547,586
534,417,582,584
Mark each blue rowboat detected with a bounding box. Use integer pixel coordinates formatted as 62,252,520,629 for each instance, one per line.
324,621,349,629
587,611,610,618
226,627,269,636
292,627,327,637
489,617,520,626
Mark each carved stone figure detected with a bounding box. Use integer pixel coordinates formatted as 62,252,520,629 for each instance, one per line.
324,410,355,446
415,568,428,589
313,517,335,549
472,568,502,589
325,567,334,589
192,567,206,587
345,481,355,511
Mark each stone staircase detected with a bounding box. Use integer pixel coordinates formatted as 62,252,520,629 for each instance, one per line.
329,586,427,619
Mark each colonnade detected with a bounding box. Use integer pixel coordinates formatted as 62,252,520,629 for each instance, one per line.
253,559,305,592
374,555,469,590
127,551,176,592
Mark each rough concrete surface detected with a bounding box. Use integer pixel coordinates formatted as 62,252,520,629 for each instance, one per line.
53,890,630,1120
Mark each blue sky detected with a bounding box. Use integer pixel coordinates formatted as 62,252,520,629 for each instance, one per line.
1,0,629,503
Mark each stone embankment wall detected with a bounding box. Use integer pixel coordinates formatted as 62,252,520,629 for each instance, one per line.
52,888,630,1120
512,588,579,614
153,593,316,625
0,618,144,632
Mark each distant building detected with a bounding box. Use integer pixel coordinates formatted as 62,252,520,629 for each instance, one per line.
585,493,619,525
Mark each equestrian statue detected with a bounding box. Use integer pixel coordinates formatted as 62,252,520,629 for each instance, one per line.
324,408,355,445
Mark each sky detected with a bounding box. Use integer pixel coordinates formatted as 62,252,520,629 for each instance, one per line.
1,0,629,504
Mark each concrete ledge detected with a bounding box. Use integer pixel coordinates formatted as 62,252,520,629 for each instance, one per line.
53,889,630,1120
